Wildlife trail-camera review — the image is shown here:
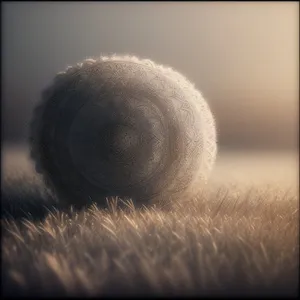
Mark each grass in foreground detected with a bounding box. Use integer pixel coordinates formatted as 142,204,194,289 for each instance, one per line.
2,184,299,297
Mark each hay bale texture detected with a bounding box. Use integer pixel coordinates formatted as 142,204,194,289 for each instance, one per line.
29,55,217,208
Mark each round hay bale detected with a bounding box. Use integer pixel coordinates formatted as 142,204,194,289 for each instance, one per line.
29,55,217,208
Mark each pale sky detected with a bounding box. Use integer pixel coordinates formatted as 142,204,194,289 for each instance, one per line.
2,2,298,149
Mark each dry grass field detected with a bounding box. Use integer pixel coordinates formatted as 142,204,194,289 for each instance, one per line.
1,145,299,297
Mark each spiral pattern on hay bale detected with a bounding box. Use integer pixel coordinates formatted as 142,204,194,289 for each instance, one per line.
29,55,217,208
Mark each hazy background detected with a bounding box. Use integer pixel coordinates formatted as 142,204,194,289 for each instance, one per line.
2,2,298,152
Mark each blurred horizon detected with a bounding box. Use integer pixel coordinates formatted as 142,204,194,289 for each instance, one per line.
2,2,299,151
